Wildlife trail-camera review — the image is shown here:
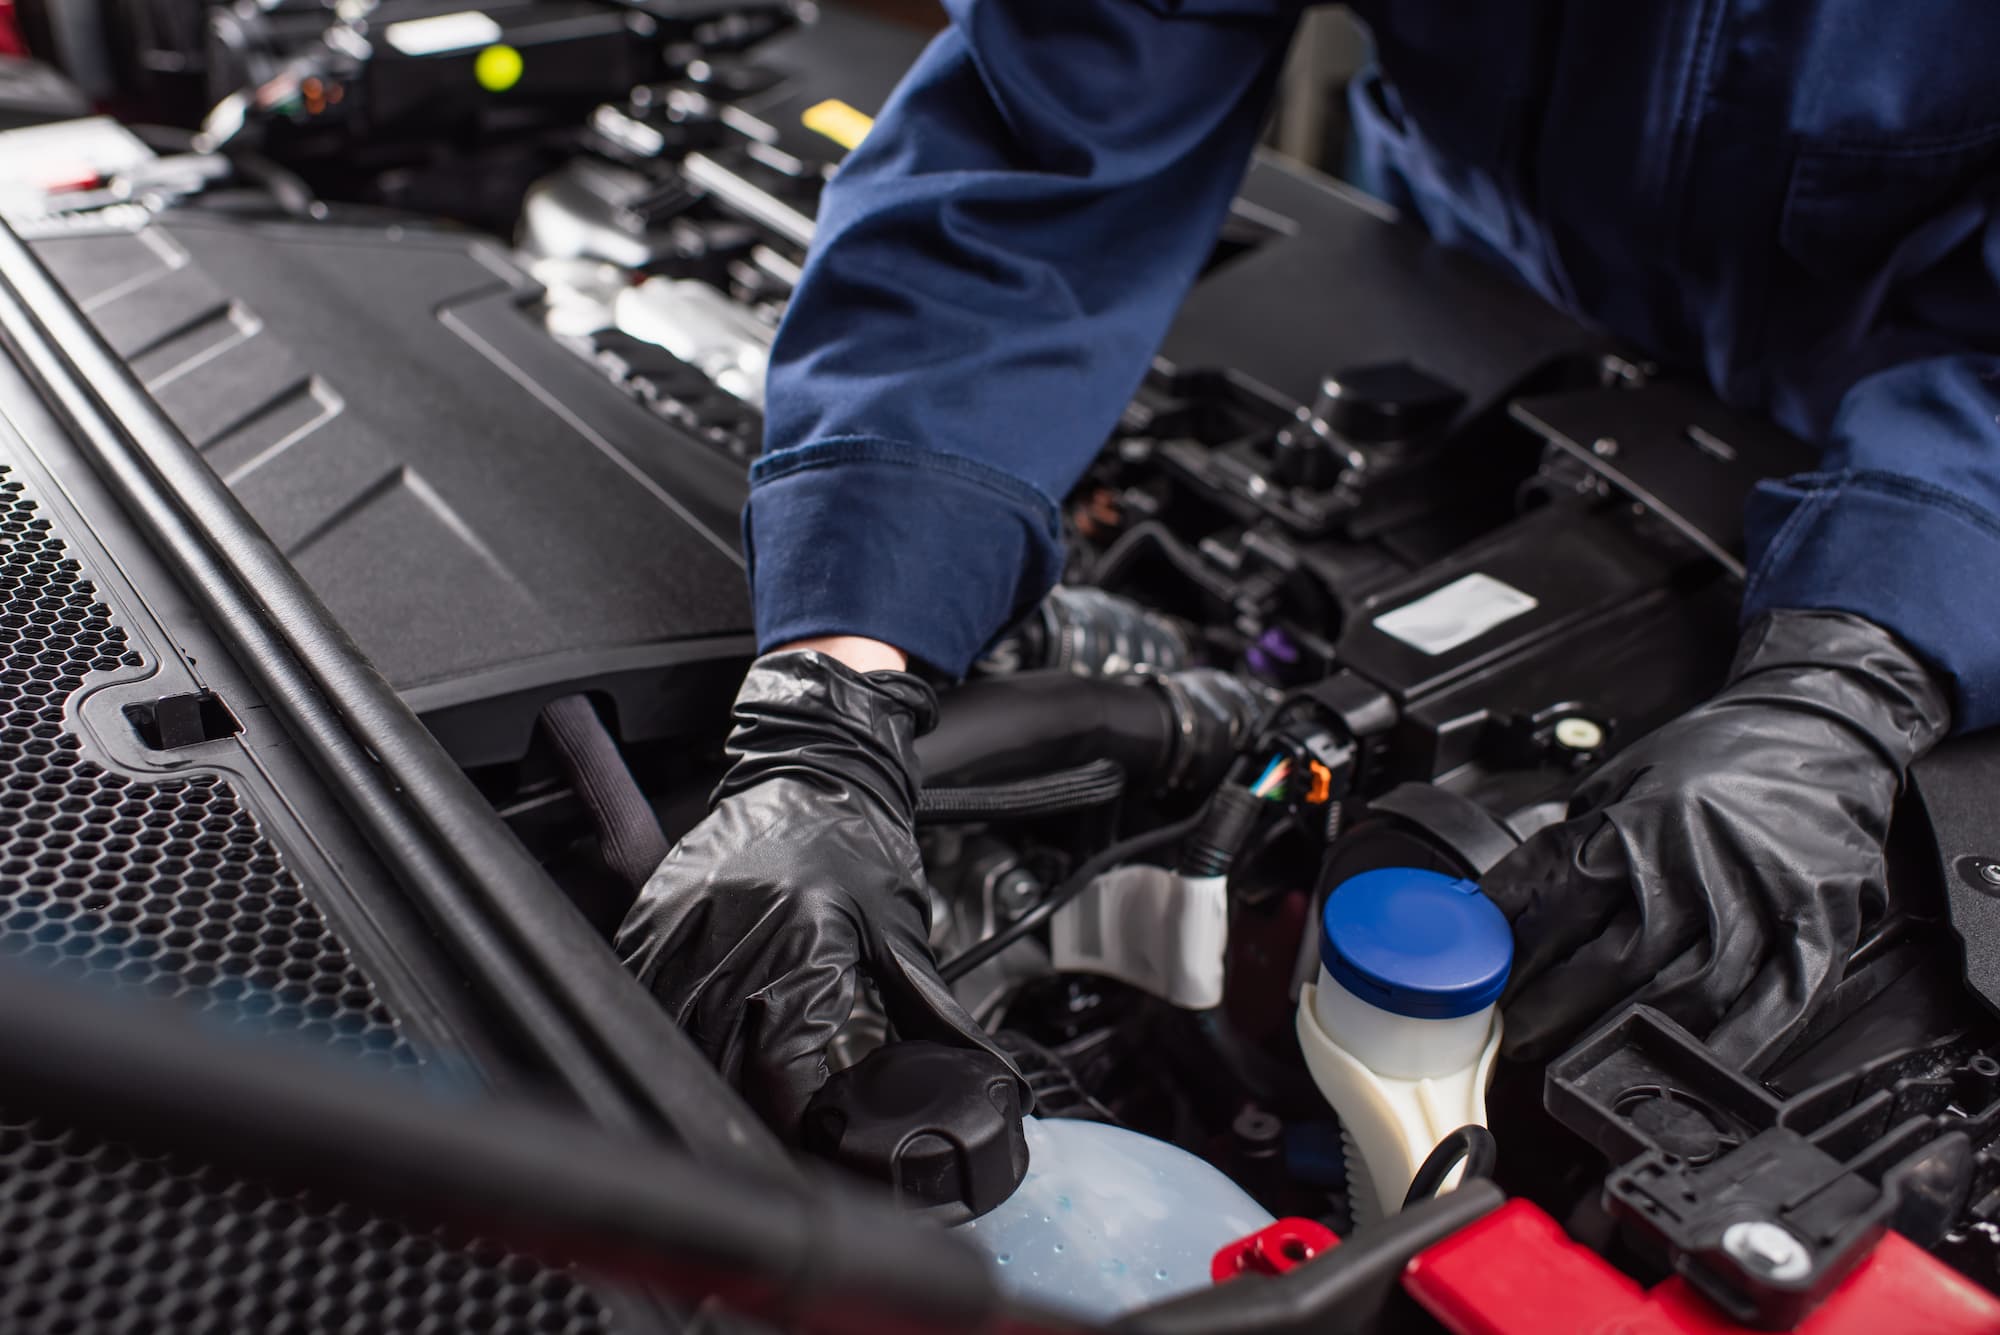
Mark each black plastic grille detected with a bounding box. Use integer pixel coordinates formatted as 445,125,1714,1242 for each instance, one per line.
0,1118,609,1335
0,468,415,1063
0,462,621,1333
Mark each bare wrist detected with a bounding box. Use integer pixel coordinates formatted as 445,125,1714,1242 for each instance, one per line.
772,635,910,675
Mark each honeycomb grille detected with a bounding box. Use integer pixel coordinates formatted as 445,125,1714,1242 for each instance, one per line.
0,463,621,1333
0,1119,609,1335
0,468,415,1063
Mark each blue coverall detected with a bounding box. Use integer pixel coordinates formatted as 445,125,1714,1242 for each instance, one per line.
746,1,2000,732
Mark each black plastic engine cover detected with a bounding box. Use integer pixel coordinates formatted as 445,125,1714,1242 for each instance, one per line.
32,212,754,765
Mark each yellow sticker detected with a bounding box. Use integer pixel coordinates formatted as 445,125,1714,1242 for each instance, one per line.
801,99,874,152
474,43,524,94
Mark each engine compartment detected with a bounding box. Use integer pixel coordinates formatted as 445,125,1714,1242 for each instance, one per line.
9,3,2000,1329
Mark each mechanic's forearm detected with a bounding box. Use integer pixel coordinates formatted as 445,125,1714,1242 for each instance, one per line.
1744,352,2000,732
746,1,1297,675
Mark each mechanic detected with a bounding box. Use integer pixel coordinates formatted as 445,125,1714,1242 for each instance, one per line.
619,1,1996,1134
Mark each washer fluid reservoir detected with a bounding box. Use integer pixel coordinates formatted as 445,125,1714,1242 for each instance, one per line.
1294,867,1512,1222
955,1116,1273,1321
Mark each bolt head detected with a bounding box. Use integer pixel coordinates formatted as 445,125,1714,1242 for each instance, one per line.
1721,1220,1811,1282
992,869,1043,919
1591,436,1621,457
1553,717,1606,752
1980,861,2000,888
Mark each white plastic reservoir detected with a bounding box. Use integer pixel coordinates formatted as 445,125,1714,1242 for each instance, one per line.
1295,867,1512,1223
955,1116,1273,1321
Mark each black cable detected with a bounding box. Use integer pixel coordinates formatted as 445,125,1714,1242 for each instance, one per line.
226,147,323,219
1183,1007,1321,1113
1091,520,1240,605
124,124,322,219
917,758,1125,824
937,804,1211,983
1402,1124,1499,1209
938,689,1317,983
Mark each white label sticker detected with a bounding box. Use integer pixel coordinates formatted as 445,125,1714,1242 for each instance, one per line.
1373,572,1538,655
383,10,502,56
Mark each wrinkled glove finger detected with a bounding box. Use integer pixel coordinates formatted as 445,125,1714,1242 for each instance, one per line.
1624,904,1772,1043
1661,788,1874,1072
1702,879,1865,1074
1500,899,1704,1062
1703,964,1821,1076
1484,816,1634,992
872,935,1029,1101
734,958,863,1139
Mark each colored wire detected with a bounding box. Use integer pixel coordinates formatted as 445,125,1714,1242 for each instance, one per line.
1251,755,1291,800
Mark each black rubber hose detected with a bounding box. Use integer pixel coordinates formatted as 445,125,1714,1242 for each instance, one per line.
0,959,1081,1335
126,124,323,219
1403,1125,1499,1209
1181,1007,1321,1113
917,758,1126,824
937,804,1210,983
916,671,1178,790
538,694,671,892
1091,520,1240,605
227,148,323,219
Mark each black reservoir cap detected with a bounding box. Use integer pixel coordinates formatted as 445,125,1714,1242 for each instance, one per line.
803,1041,1029,1225
1316,362,1463,445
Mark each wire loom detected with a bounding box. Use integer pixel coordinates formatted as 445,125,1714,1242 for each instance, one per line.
916,758,1127,824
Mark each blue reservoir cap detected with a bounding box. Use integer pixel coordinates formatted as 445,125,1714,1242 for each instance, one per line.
1319,867,1512,1019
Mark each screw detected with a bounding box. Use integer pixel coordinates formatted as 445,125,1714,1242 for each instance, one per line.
992,868,1044,922
1980,861,2000,888
1591,436,1620,457
1233,1107,1284,1162
1721,1220,1812,1282
1553,717,1605,752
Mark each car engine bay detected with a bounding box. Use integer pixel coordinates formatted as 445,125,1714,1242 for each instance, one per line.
5,2,2000,1331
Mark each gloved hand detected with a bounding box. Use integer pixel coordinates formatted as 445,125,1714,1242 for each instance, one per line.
615,650,1021,1137
1482,610,1951,1073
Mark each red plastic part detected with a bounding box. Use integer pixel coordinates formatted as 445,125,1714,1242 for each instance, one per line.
1404,1199,2000,1335
1211,1217,1340,1282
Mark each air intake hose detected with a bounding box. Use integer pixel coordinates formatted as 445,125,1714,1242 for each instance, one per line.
917,668,1267,798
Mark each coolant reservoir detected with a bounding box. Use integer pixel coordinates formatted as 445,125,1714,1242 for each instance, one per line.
1294,868,1512,1222
955,1117,1273,1321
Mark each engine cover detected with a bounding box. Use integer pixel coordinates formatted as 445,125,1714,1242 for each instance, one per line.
32,211,754,764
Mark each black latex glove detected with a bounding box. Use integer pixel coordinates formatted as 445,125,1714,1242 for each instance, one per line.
615,650,1021,1137
1482,610,1951,1074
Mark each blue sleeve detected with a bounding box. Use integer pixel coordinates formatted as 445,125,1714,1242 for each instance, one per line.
746,0,1299,675
1745,351,2000,732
